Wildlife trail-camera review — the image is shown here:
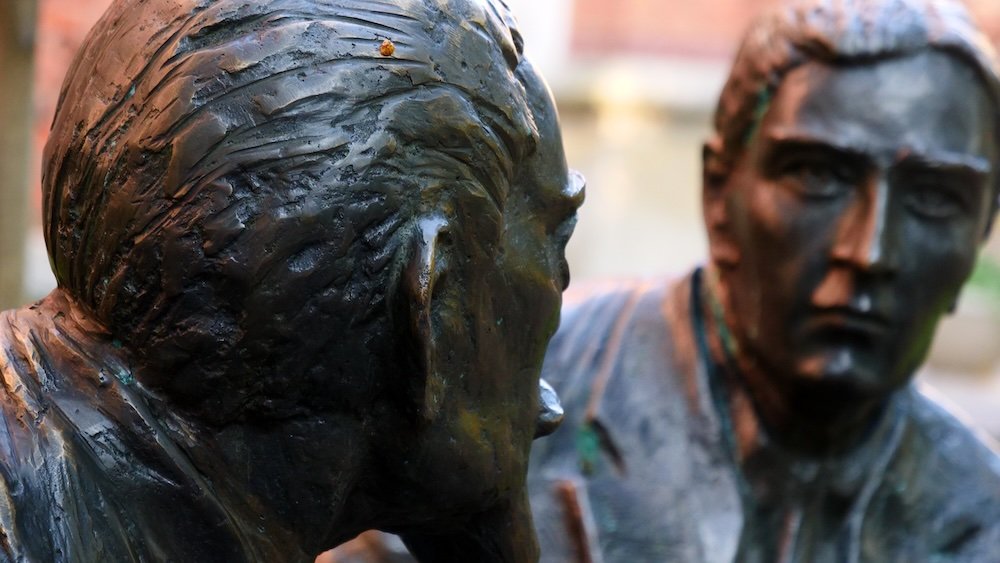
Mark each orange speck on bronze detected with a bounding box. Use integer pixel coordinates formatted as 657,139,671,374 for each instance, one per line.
379,39,395,57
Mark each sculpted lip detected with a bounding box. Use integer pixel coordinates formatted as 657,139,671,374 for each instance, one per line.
558,258,571,291
555,214,578,291
803,306,892,338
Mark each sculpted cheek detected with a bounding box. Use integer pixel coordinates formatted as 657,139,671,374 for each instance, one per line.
747,185,795,240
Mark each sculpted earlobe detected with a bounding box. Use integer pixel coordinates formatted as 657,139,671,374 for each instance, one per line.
401,215,451,422
703,139,741,268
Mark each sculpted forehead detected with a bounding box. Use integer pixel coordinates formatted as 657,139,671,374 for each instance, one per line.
761,50,998,163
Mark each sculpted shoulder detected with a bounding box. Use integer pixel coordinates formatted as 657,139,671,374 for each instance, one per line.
0,298,253,562
904,386,1000,495
884,386,1000,556
0,303,56,451
0,304,72,563
540,274,701,418
545,278,678,383
529,275,743,562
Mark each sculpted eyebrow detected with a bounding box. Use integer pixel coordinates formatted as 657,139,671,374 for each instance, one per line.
763,131,992,180
762,132,873,163
894,152,991,180
759,133,874,176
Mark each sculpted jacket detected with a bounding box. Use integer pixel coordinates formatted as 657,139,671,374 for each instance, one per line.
0,291,301,563
527,270,1000,562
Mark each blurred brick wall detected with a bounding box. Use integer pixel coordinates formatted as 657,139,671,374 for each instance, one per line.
572,0,779,58
572,0,1000,58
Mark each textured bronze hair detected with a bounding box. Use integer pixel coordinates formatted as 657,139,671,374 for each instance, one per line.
712,0,1000,172
40,0,539,414
42,1,534,338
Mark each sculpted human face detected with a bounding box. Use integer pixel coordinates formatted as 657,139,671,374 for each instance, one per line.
713,51,998,395
388,59,584,534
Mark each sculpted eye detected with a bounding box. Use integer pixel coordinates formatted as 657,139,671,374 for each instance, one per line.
777,156,856,200
904,183,967,219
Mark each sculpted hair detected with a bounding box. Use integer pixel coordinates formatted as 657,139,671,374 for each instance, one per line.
712,0,1000,173
41,0,537,382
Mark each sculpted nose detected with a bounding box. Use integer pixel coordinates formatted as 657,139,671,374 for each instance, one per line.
552,170,585,242
563,169,586,213
534,378,564,439
831,175,898,275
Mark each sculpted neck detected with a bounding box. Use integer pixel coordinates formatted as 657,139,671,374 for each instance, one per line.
33,289,372,556
149,404,375,554
726,354,888,457
130,360,379,556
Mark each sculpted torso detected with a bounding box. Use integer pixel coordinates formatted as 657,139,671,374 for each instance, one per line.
528,276,1000,562
528,0,1000,561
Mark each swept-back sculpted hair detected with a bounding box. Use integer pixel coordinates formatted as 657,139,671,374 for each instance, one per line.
712,0,1000,173
41,0,536,395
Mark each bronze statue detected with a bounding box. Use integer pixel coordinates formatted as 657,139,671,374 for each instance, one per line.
528,0,1000,561
0,0,583,561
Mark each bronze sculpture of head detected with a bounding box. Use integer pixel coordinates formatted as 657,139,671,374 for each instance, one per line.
32,0,582,558
703,0,1000,443
517,3,1000,561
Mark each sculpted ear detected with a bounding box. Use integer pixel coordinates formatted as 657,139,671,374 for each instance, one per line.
702,138,740,268
400,215,451,422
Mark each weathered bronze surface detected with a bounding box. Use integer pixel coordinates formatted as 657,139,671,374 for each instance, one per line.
0,0,583,561
529,0,1000,561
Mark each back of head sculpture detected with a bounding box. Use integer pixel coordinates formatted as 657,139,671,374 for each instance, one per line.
44,0,563,413
37,0,582,557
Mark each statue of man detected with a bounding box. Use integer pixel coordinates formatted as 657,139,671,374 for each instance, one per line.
528,0,1000,561
0,0,583,561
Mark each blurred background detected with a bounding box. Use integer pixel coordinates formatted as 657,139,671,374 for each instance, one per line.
1,0,1000,434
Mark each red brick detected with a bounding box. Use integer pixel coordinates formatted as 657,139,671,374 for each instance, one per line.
571,0,1000,58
